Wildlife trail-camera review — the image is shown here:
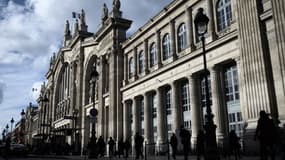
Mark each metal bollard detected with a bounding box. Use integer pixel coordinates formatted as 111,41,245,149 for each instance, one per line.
167,140,170,160
144,141,147,160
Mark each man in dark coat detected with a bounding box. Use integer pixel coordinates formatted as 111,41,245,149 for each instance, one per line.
170,133,178,159
180,126,191,160
135,132,144,159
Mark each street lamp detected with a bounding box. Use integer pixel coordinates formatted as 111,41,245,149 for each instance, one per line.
10,117,14,133
194,8,219,160
90,62,99,139
88,62,99,158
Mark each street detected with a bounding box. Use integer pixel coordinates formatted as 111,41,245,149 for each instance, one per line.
0,155,263,160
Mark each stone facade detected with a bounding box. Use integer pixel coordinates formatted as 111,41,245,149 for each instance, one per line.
35,0,285,155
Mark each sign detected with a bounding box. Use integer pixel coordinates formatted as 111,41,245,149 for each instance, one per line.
90,108,98,117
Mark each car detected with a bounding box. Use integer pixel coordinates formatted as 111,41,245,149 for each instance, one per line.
10,143,29,156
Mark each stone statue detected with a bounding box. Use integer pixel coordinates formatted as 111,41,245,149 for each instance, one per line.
113,0,121,11
102,3,108,22
65,20,70,36
80,9,86,25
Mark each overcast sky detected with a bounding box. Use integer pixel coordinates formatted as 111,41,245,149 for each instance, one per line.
0,0,172,133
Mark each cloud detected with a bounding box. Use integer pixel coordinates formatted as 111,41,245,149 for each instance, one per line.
0,0,172,129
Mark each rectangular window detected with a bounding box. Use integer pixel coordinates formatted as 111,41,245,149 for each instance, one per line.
225,65,239,102
182,82,190,111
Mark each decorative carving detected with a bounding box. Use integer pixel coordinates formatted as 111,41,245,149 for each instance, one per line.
80,9,86,25
74,19,79,35
60,53,64,64
112,0,121,11
101,3,108,23
64,20,71,36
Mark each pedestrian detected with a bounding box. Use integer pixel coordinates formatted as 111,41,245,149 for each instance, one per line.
229,130,241,160
3,136,11,159
196,130,205,160
135,132,144,159
254,110,277,160
87,136,97,158
124,139,131,159
118,138,124,158
108,137,115,158
170,133,178,159
97,136,106,158
180,126,191,160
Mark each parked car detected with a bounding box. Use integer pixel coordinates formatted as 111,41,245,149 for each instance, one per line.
10,143,28,156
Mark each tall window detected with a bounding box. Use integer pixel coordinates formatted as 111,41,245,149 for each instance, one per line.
178,23,187,51
150,43,157,67
200,75,212,108
140,99,144,135
138,51,144,74
151,93,158,142
166,89,172,115
181,82,190,112
224,65,239,102
181,81,191,129
129,57,134,79
217,0,232,31
162,33,171,60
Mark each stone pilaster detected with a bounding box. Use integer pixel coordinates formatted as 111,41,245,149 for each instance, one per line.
185,7,195,51
156,31,162,68
207,0,217,40
170,20,177,60
171,81,182,133
210,66,228,148
109,51,118,139
133,47,138,80
189,74,202,149
123,100,131,141
98,56,105,136
144,39,149,74
144,92,152,144
123,54,128,85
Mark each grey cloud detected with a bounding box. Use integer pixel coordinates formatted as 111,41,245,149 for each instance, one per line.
0,82,6,104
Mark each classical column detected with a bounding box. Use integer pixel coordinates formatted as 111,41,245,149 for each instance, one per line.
156,88,167,146
144,39,149,74
271,0,285,119
156,30,162,67
210,66,228,148
207,0,217,40
170,19,177,59
123,54,128,85
123,100,131,141
98,56,105,136
133,97,140,135
171,81,182,133
185,7,195,51
109,51,118,139
133,47,138,79
189,74,202,148
144,92,152,144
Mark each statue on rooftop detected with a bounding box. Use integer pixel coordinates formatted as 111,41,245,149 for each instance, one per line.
113,0,120,11
101,3,108,22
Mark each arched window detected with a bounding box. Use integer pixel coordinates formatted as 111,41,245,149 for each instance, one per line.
149,43,157,67
138,51,144,74
178,23,187,51
129,57,134,79
217,0,232,31
162,33,171,60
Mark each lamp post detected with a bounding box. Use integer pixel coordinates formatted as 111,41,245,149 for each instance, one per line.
194,8,219,160
2,129,6,141
88,62,99,158
20,109,25,144
72,108,79,154
90,63,99,139
10,117,14,133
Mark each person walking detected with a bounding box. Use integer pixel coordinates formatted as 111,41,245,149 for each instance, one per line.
196,130,205,160
97,136,106,158
170,133,178,159
229,130,241,160
118,138,124,158
108,137,115,158
180,126,191,160
135,132,144,159
254,110,277,160
124,139,131,159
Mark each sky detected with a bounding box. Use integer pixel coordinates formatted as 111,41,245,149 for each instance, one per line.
0,0,172,133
